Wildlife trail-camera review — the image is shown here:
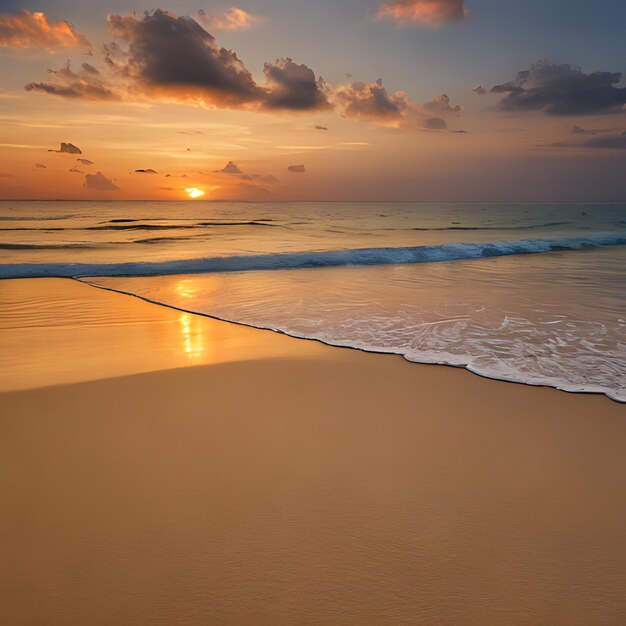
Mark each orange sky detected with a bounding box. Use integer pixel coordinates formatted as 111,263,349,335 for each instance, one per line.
0,4,625,201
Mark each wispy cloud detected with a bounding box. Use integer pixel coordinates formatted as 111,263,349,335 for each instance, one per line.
196,8,256,31
25,61,120,101
376,0,468,29
0,10,90,50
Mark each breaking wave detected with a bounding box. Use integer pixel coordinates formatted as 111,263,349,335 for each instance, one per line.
1,233,625,279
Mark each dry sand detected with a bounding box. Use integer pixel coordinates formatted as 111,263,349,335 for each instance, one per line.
1,278,625,624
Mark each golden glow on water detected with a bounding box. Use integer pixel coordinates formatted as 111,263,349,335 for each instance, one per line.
179,312,205,358
174,279,198,299
185,187,205,199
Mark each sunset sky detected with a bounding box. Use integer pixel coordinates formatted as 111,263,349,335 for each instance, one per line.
0,0,625,201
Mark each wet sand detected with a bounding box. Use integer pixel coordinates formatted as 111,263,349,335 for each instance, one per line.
1,278,625,625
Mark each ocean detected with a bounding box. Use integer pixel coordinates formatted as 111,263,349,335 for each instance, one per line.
1,200,624,401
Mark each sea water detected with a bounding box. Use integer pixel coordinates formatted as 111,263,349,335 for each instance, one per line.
1,201,624,401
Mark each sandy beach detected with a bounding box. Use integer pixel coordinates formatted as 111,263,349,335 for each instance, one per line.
1,278,625,624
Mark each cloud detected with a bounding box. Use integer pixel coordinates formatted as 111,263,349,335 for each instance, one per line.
25,61,120,101
84,171,119,191
423,116,448,129
77,158,93,165
81,12,325,112
81,63,99,75
35,163,46,168
314,124,329,130
332,78,452,130
261,174,280,183
0,9,90,50
572,125,592,135
134,168,158,174
583,132,626,149
216,161,244,175
237,183,270,195
48,142,82,154
19,9,461,134
423,93,461,113
490,60,626,116
197,8,255,31
473,84,487,95
104,9,263,109
333,79,412,124
571,124,621,135
214,161,279,183
69,167,83,173
376,0,468,28
262,58,331,111
287,164,306,173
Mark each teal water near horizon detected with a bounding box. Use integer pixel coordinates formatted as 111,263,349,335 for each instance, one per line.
1,200,625,401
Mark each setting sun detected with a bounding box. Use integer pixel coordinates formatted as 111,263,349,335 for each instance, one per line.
185,187,205,199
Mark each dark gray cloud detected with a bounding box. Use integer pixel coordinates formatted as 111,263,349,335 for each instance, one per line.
473,84,487,95
422,116,448,129
314,124,329,130
48,142,82,154
262,58,331,111
583,132,626,149
81,63,99,75
26,62,119,101
84,171,119,191
572,125,594,135
571,124,622,135
69,167,83,173
287,164,306,173
77,158,93,165
134,168,158,174
491,60,626,116
104,10,263,108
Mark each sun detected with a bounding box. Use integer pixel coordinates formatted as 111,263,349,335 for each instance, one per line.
185,187,205,199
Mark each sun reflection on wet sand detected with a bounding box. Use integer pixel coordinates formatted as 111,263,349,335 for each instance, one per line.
179,312,205,358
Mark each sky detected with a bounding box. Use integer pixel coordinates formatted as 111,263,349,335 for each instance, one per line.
0,0,625,201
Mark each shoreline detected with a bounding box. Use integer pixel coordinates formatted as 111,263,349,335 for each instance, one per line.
0,275,622,402
80,277,625,404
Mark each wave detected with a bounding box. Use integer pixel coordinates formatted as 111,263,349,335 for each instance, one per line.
0,221,281,232
0,215,74,221
103,217,276,223
410,221,574,231
0,243,95,250
1,233,624,279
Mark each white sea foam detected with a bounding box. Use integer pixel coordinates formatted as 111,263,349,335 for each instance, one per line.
89,246,626,403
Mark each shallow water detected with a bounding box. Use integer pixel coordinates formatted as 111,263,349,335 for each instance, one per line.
1,200,625,400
